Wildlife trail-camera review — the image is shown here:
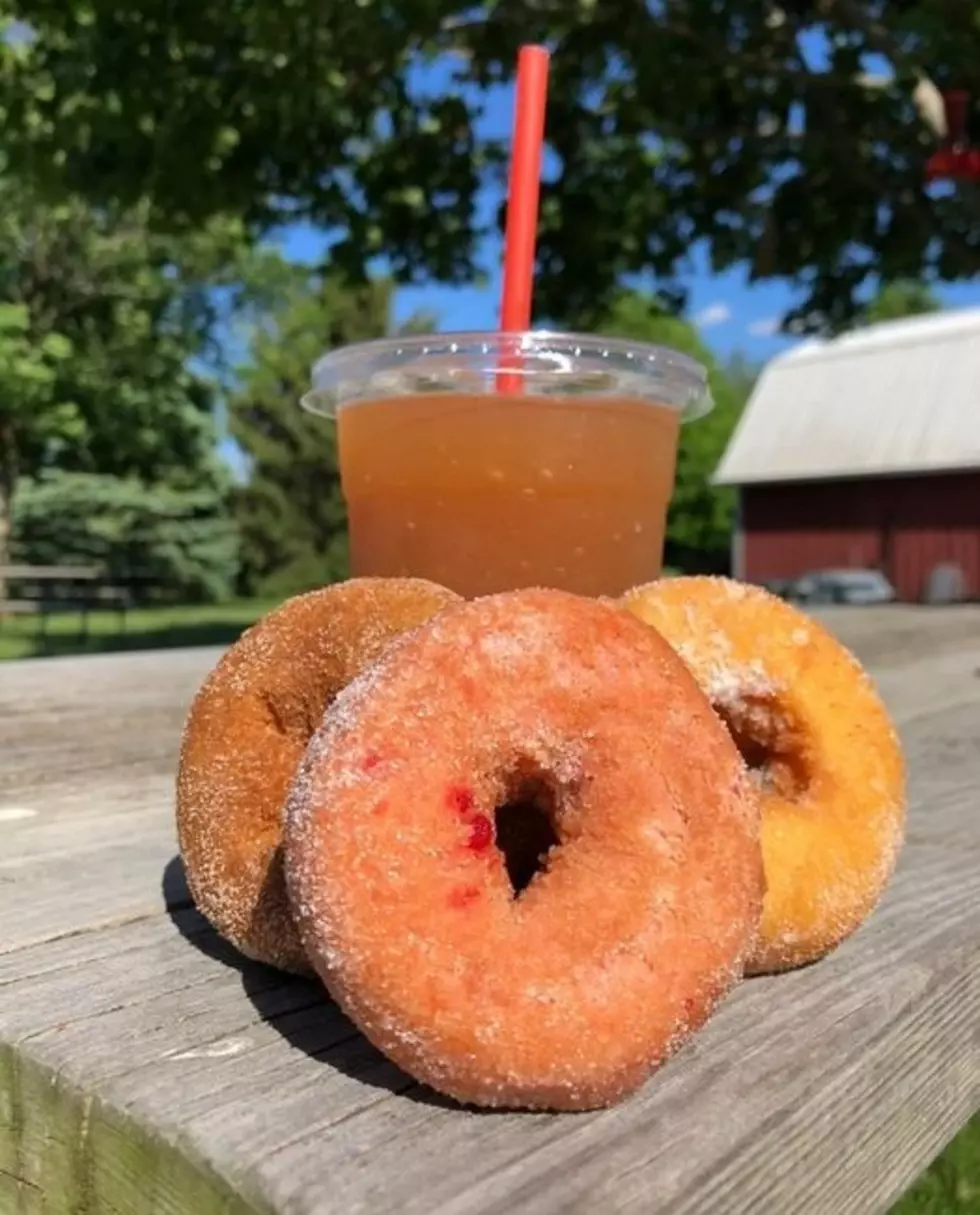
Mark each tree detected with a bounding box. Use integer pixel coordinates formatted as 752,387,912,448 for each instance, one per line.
594,291,750,571
859,278,942,325
13,471,240,602
721,350,762,407
2,2,978,330
0,175,247,575
0,2,481,286
229,273,405,597
0,301,71,580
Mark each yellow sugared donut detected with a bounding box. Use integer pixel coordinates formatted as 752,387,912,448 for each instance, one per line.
620,575,906,974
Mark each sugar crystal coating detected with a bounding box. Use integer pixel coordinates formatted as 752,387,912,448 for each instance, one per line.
175,576,461,972
620,575,907,974
284,588,765,1111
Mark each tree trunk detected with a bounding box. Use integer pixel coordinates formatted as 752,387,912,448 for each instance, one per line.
0,423,15,603
0,497,10,605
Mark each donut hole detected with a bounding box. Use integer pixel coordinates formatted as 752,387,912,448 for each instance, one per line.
713,694,810,799
494,771,561,898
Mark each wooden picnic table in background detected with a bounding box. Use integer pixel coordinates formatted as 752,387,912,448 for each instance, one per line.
1,605,979,1214
0,564,131,644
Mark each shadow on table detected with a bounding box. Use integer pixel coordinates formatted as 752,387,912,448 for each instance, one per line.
161,854,485,1112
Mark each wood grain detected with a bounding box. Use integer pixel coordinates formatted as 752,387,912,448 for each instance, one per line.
1,607,979,1214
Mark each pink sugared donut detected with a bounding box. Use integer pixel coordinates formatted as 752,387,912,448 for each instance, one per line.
284,589,764,1111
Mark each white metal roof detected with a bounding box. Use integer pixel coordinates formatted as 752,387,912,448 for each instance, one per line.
713,306,980,485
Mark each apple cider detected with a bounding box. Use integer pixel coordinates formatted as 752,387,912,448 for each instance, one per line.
336,391,682,599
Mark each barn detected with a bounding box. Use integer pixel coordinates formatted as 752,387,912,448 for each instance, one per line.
714,307,980,602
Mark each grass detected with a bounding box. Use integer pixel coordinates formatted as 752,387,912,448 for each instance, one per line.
0,598,277,661
891,1116,980,1214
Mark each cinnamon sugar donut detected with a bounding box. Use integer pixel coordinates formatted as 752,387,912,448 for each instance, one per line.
621,576,906,975
284,589,764,1110
177,577,460,973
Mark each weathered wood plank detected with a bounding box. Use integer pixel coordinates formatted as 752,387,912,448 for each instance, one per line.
1,610,979,1214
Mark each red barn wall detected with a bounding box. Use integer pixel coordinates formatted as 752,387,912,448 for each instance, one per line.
740,471,980,601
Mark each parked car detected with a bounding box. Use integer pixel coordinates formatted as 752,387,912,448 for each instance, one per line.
760,577,794,600
788,568,897,606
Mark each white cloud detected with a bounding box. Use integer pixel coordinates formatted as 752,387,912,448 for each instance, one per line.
694,302,732,328
747,316,781,337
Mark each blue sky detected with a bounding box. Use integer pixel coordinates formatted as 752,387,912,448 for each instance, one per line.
276,217,980,366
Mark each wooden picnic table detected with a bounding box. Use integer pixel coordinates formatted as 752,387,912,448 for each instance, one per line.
0,564,131,644
1,605,979,1214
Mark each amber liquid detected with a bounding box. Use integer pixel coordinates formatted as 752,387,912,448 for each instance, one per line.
336,392,681,599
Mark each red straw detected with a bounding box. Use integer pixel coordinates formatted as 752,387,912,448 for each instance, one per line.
498,44,550,389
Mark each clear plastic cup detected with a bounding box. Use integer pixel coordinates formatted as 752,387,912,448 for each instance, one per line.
302,330,711,599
